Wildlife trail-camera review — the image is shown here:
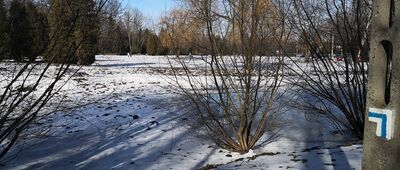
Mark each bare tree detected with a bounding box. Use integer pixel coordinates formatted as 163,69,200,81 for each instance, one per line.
169,0,289,153
97,0,124,54
288,0,371,139
122,7,144,54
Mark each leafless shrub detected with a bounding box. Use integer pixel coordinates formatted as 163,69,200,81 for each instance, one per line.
287,0,371,139
169,0,290,153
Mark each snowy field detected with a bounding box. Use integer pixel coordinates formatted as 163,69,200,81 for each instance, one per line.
1,55,362,170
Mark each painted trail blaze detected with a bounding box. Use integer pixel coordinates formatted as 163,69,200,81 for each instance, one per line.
368,108,395,140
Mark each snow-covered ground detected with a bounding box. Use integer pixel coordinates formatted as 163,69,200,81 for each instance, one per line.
1,55,362,170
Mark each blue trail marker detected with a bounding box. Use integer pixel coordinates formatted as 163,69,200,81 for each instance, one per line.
368,108,394,140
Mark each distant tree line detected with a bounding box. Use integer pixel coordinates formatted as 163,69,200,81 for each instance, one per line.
0,0,194,65
0,0,369,65
0,0,304,64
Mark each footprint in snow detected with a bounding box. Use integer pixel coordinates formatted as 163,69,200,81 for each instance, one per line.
114,115,127,119
150,121,159,125
131,115,140,119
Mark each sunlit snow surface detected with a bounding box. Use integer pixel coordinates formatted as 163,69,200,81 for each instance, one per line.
1,55,362,170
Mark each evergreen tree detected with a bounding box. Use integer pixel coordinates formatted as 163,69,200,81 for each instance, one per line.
47,0,99,65
46,0,76,63
158,28,169,55
0,0,8,60
26,1,49,59
147,33,160,56
74,0,99,65
141,29,151,54
116,22,130,54
9,0,33,61
112,22,127,54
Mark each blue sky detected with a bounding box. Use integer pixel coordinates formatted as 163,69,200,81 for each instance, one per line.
122,0,178,19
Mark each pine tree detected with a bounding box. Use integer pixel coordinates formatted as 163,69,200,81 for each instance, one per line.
9,0,33,61
46,0,76,63
110,22,125,54
147,33,160,56
26,1,49,59
158,28,169,55
0,0,8,60
74,0,99,65
47,0,99,65
116,23,129,54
